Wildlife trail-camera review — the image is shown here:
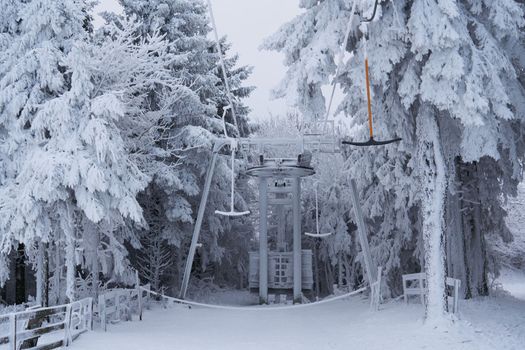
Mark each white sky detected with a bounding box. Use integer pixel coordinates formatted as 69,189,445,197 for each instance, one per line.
93,0,301,122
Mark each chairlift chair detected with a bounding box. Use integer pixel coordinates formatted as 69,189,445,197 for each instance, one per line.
215,139,250,217
304,185,333,238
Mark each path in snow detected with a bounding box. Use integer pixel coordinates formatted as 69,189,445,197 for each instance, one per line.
499,268,525,301
71,295,525,350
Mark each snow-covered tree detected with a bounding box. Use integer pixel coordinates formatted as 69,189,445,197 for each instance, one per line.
0,1,179,302
264,0,525,320
115,0,255,293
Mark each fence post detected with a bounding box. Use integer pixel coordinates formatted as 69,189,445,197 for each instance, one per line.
115,293,121,323
9,313,16,350
138,288,143,321
453,280,461,314
136,271,143,321
88,298,94,331
419,275,425,305
98,294,107,332
64,304,73,347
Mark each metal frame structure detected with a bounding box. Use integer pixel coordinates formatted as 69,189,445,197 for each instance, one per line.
180,0,398,305
179,136,379,303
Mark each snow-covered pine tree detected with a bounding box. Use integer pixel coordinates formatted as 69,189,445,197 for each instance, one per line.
264,0,525,320
0,1,177,302
133,189,173,292
115,0,255,293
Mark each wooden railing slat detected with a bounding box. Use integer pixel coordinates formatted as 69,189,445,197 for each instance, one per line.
16,322,65,341
15,307,67,321
0,297,92,350
32,339,64,350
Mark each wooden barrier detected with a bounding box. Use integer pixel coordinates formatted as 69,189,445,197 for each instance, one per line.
69,298,94,342
402,272,427,305
98,287,144,332
0,297,93,350
446,277,461,314
402,272,462,314
370,266,383,311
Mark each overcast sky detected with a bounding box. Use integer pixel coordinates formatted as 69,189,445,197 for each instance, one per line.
93,0,301,121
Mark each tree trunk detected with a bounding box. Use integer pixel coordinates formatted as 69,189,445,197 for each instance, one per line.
444,159,467,297
470,201,489,296
53,242,61,305
44,243,49,307
418,110,447,322
15,244,26,305
65,234,76,302
35,241,44,306
91,230,100,299
457,161,490,298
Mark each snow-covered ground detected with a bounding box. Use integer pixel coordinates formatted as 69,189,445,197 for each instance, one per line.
498,269,525,301
71,291,525,350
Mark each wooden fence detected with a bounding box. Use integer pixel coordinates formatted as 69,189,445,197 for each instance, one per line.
98,284,150,332
0,297,93,350
402,272,462,314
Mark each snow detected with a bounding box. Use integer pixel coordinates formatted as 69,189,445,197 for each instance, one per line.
70,294,525,350
498,268,525,301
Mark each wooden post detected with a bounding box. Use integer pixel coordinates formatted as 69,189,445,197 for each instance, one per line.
115,293,121,323
136,271,143,321
453,279,461,314
36,241,44,307
419,275,425,305
349,179,377,285
371,266,383,311
403,278,408,304
64,304,72,346
88,298,93,331
259,177,269,304
337,253,343,288
292,177,302,304
9,313,16,350
98,295,106,332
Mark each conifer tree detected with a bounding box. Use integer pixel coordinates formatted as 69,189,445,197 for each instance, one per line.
264,0,525,320
116,0,255,293
0,0,177,301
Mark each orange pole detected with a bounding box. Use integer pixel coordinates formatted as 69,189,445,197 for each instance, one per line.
365,58,374,139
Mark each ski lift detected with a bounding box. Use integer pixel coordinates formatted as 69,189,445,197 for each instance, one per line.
215,139,250,217
341,53,402,146
361,0,379,22
221,105,232,138
304,185,333,238
342,1,401,147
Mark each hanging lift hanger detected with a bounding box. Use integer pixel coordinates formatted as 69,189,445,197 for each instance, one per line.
342,34,401,147
342,0,401,147
206,0,250,217
321,0,401,147
304,185,333,238
343,0,401,147
215,139,251,217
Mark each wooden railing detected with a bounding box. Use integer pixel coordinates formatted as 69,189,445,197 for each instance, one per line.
445,277,461,314
69,298,94,342
0,297,93,350
402,272,427,305
98,284,150,332
402,272,462,314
